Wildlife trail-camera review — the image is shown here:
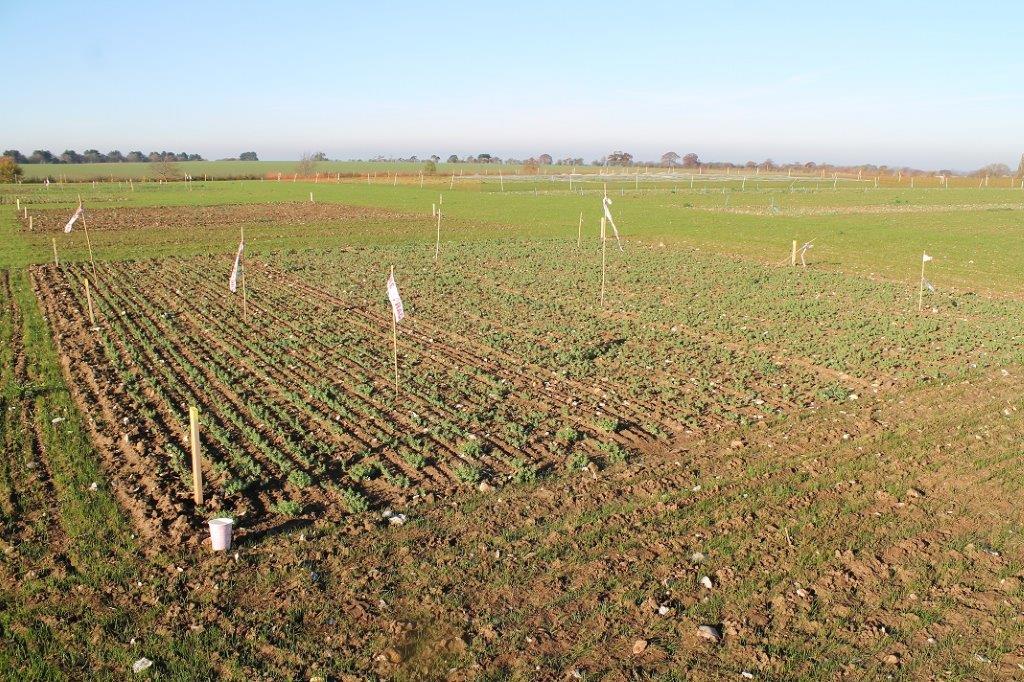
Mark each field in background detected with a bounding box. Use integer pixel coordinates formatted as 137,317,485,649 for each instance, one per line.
2,175,1024,679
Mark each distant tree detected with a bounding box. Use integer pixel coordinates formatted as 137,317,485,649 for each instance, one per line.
296,152,317,176
762,158,776,171
607,151,633,166
522,158,540,174
478,153,493,163
3,150,27,164
106,150,125,163
83,149,104,163
538,153,553,165
661,151,680,167
0,156,24,182
429,154,440,163
423,159,438,175
311,152,328,161
29,150,55,164
972,163,1011,177
126,151,146,163
150,159,181,180
1017,154,1024,177
60,149,82,164
239,151,258,161
187,153,204,161
447,154,459,163
680,153,699,168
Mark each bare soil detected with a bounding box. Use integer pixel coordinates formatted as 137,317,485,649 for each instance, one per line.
22,202,416,233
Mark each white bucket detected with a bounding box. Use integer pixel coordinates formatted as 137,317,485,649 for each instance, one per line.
208,518,234,551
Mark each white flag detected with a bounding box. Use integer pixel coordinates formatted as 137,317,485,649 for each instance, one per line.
229,240,244,293
387,270,405,323
602,196,623,251
64,205,83,233
922,253,933,262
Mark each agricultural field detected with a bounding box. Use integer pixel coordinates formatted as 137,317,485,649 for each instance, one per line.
2,176,1024,679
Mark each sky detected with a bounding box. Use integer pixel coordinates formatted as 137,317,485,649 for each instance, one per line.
4,1,1022,170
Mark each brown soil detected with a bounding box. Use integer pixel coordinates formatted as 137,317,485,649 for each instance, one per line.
22,202,415,233
15,259,1024,677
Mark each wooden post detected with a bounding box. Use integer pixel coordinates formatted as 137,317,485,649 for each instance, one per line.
499,169,504,192
240,226,248,322
600,217,607,306
420,171,424,188
28,215,33,230
390,267,400,396
189,406,203,505
577,211,583,248
918,255,926,312
309,191,314,203
791,240,797,267
83,278,97,327
434,210,441,262
51,237,58,266
78,195,98,282
450,173,455,190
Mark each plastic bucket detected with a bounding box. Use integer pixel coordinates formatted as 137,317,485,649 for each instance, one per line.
208,518,234,551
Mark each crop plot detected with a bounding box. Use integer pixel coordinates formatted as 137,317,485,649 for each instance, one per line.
21,202,415,233
30,236,1024,545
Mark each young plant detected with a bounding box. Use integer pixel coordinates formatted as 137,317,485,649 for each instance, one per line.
454,463,482,484
271,499,303,517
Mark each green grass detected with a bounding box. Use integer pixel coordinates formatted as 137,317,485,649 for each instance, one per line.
4,179,1022,292
17,160,582,181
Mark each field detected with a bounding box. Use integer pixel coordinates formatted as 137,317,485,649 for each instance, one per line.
2,175,1024,679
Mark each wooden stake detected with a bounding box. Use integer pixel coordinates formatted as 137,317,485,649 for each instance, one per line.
78,195,98,282
577,211,583,248
600,217,607,306
391,267,400,396
499,169,504,192
310,191,314,203
189,406,203,505
240,226,248,322
791,240,797,267
28,215,32,230
918,254,926,312
434,211,441,262
51,237,58,266
83,278,97,327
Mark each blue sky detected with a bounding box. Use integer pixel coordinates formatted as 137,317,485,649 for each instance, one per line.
4,1,1022,169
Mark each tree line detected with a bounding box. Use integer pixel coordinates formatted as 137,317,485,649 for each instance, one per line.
2,149,206,164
